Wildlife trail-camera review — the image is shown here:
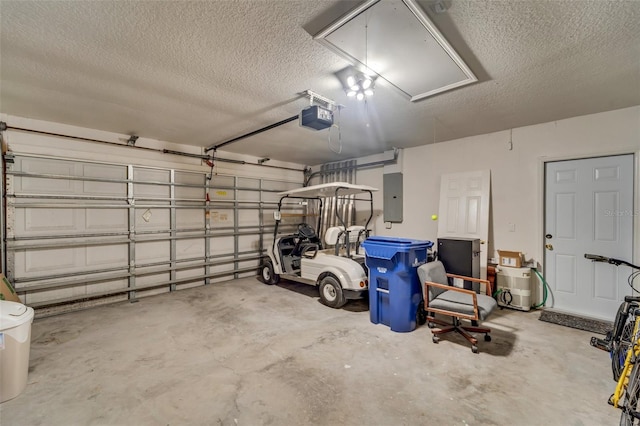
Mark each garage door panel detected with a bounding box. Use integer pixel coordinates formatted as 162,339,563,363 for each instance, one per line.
238,235,258,252
209,236,234,256
133,169,170,198
23,285,88,305
18,158,76,193
211,175,235,188
176,267,205,290
85,208,128,231
15,247,79,277
238,210,258,227
136,272,169,286
20,208,79,234
238,177,260,189
92,278,128,294
210,210,234,227
135,241,170,263
210,187,233,201
238,190,260,202
81,164,127,195
137,287,170,297
176,208,204,229
135,208,170,230
176,238,204,260
175,172,204,200
211,263,234,275
85,244,128,267
261,190,283,203
238,259,258,272
136,272,170,297
262,180,296,192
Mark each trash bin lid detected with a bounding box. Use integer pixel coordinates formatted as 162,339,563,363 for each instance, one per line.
362,237,433,260
363,236,433,247
0,300,35,330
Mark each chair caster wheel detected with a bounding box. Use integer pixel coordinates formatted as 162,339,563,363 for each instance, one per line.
427,322,435,329
471,345,479,354
432,335,440,344
484,334,492,342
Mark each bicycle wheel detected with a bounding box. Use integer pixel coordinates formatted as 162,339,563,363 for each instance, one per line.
620,360,640,425
614,320,636,381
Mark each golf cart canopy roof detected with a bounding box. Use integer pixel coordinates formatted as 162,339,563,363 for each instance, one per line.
278,182,378,198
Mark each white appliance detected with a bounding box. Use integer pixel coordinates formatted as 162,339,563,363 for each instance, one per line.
496,267,532,311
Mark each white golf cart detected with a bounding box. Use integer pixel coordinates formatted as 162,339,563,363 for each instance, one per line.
258,182,378,308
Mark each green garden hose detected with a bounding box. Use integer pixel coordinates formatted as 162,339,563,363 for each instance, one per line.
531,267,549,309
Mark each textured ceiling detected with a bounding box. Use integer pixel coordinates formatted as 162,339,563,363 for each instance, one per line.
1,1,639,166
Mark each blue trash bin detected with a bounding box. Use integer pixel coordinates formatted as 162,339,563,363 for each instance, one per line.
361,237,433,332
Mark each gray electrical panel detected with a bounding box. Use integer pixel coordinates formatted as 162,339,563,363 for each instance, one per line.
383,172,403,223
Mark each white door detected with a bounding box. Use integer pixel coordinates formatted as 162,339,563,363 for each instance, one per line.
545,154,634,321
438,170,491,279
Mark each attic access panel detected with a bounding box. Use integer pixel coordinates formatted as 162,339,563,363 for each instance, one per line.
314,0,477,102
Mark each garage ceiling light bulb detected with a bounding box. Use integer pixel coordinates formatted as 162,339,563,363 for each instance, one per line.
341,68,376,101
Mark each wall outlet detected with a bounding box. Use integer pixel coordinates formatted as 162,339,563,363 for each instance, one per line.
508,223,516,232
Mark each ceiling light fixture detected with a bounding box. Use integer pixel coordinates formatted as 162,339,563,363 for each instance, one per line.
346,72,375,100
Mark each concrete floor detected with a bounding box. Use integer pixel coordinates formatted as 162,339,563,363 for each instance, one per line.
1,277,620,425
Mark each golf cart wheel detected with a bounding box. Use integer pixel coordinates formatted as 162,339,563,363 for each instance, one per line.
258,260,279,285
318,275,346,308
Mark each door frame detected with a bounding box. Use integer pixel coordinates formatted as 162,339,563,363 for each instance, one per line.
538,149,640,306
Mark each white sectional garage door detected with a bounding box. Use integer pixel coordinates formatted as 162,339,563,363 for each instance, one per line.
5,153,299,314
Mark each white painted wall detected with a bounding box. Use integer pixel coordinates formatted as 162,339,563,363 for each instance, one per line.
353,106,640,297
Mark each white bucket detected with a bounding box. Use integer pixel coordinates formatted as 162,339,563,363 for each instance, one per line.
0,300,35,403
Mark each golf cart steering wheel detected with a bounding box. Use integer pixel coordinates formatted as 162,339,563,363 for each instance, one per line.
297,223,317,240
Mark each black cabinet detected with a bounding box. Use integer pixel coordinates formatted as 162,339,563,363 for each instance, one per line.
437,238,480,290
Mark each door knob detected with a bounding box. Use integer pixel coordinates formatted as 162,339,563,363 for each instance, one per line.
545,244,554,250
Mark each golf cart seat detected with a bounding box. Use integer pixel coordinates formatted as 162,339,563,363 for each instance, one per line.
324,226,345,246
325,226,367,257
325,226,366,245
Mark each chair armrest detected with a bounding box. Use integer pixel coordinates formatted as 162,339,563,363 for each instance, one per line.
423,280,479,321
445,273,492,296
424,281,477,296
